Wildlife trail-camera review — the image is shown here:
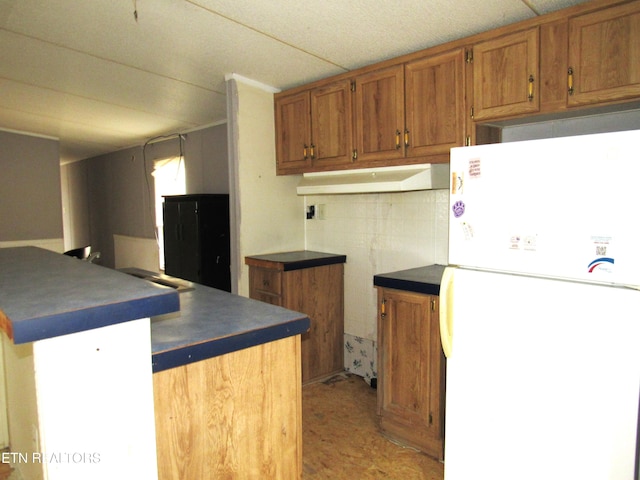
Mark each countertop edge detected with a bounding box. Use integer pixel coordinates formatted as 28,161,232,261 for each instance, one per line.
373,264,446,296
13,293,180,344
151,316,310,373
245,250,346,271
0,247,181,344
373,278,441,296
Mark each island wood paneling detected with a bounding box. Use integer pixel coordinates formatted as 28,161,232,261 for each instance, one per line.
153,335,302,479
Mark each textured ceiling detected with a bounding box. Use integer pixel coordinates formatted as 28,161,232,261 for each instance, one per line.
0,0,590,163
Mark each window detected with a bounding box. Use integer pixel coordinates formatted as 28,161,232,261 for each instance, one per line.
152,156,185,270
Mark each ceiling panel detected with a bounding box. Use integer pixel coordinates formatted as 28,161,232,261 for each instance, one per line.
193,0,539,68
0,0,593,163
0,31,224,124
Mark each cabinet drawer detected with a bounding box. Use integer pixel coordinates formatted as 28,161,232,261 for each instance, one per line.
249,268,282,296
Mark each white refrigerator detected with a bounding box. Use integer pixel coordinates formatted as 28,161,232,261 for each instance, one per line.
440,130,640,480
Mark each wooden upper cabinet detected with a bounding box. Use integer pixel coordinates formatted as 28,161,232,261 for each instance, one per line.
275,80,352,174
354,65,405,164
310,79,353,168
405,49,466,158
472,28,540,121
539,20,570,113
568,1,640,106
276,0,640,172
274,91,311,173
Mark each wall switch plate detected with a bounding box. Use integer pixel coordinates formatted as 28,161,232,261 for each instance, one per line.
317,204,326,220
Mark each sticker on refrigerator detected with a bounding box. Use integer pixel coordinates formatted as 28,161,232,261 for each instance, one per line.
468,158,481,178
452,200,465,218
461,222,474,240
508,234,537,251
523,235,537,251
451,171,463,194
587,236,614,274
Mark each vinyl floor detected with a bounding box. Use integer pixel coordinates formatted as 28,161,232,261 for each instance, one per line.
302,373,445,479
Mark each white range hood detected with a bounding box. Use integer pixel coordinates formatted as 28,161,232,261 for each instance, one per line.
296,163,449,195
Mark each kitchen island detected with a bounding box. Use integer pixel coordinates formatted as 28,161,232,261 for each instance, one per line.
0,248,309,480
136,268,309,479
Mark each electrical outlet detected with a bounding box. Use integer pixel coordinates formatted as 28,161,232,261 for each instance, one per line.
316,204,326,220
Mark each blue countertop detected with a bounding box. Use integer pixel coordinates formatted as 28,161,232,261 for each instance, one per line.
373,264,446,295
0,247,180,344
119,268,311,373
0,248,310,373
149,284,310,372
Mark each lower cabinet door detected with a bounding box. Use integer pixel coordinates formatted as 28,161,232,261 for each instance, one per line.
377,287,445,460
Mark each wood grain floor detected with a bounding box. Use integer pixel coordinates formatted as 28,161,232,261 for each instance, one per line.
302,373,444,479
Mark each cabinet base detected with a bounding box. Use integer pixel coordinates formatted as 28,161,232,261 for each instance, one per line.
379,416,444,461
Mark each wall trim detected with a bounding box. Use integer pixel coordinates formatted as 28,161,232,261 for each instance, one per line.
224,73,281,94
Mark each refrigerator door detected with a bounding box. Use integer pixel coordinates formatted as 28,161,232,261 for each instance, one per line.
449,129,640,286
442,267,640,480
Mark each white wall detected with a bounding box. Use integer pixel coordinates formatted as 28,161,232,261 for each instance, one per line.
113,234,160,272
304,190,449,342
226,77,305,296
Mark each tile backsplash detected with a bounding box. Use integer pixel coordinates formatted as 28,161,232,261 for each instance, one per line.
305,189,449,377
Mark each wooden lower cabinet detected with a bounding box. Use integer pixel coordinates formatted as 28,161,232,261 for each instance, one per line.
246,257,345,384
154,336,303,479
376,287,445,460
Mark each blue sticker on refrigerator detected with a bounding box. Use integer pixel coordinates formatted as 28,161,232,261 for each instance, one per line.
588,236,614,274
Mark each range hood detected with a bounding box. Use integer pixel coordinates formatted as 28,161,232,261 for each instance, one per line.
296,163,449,195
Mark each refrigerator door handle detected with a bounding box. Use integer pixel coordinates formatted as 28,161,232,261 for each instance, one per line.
440,266,455,358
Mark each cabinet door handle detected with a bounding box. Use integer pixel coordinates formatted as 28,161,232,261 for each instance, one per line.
404,129,410,147
395,130,401,149
567,67,574,96
303,144,308,160
381,298,386,318
527,74,535,101
310,143,316,160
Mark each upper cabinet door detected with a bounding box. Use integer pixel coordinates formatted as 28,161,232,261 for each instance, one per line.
275,91,311,174
354,65,405,164
405,49,466,158
568,2,640,106
311,79,354,168
472,28,540,121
